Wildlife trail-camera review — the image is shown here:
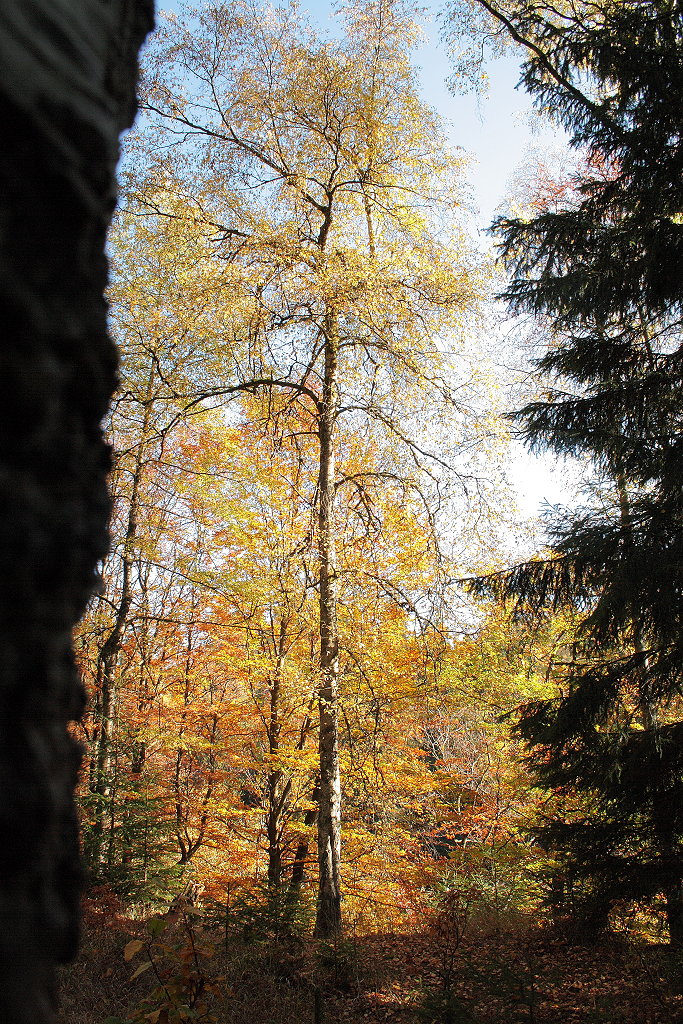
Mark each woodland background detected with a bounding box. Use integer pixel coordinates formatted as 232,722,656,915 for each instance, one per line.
61,1,683,1021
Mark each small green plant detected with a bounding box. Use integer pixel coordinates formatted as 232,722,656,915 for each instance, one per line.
316,934,360,995
430,884,474,990
417,988,478,1024
81,782,179,903
417,883,478,1023
105,903,224,1023
221,881,313,944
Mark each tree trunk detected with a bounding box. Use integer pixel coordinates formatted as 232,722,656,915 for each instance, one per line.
91,355,156,870
314,311,343,939
289,782,319,899
0,1,153,1019
667,880,683,946
616,471,683,944
266,633,286,888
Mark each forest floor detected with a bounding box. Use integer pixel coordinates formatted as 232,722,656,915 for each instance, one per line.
59,896,683,1024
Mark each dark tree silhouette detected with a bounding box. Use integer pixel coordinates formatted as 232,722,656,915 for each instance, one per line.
456,0,683,941
0,2,153,1020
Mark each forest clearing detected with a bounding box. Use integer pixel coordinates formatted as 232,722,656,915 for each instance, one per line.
63,0,683,1021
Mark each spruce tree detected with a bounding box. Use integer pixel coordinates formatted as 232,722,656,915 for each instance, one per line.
454,0,683,939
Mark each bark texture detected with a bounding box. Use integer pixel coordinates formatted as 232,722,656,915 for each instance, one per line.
314,312,343,939
0,1,153,1020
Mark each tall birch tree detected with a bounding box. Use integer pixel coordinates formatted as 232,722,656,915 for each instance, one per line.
128,0,488,937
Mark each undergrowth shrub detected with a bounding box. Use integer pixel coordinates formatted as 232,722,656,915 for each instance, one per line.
316,934,361,994
220,881,314,944
104,904,223,1024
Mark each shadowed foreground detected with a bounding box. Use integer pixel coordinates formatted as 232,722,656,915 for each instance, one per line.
0,2,152,1019
60,897,683,1024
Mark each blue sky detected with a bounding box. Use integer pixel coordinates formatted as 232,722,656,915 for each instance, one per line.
299,0,550,229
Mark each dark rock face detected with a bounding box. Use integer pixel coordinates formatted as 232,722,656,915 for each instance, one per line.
0,3,153,1020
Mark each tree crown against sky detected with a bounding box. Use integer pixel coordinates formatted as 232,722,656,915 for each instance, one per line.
122,0,513,575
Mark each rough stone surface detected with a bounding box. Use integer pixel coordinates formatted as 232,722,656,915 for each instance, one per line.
0,2,153,1020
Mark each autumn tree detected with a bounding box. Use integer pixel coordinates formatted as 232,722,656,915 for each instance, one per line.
78,207,247,885
128,0,490,936
78,367,461,918
184,408,322,899
186,405,453,922
447,0,683,939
